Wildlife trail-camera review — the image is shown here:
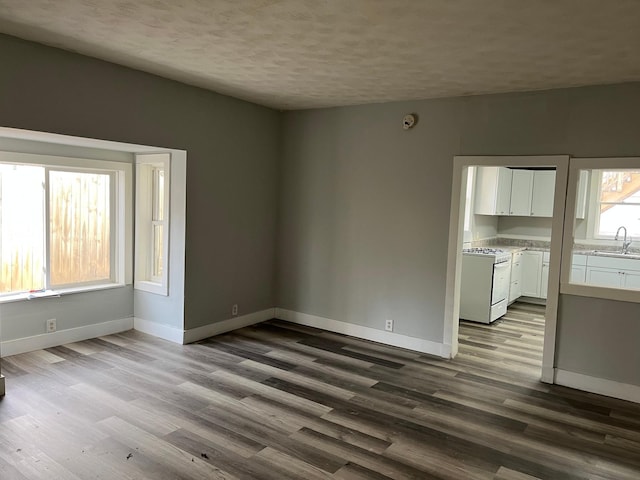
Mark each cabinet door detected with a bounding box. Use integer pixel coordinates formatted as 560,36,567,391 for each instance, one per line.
586,267,622,288
495,168,513,215
570,265,586,283
508,252,523,303
540,262,549,299
531,171,555,217
622,271,640,290
474,167,512,215
510,170,533,216
521,251,542,297
509,280,521,303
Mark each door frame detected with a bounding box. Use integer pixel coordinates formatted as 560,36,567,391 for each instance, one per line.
444,155,569,383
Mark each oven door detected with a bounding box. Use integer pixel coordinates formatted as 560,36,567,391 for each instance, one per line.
491,261,511,305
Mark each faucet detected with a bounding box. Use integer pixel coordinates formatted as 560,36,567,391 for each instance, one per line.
615,226,632,254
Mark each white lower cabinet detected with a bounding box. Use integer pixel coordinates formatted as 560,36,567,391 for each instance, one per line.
540,261,549,299
509,251,523,303
521,251,543,297
586,267,622,288
623,271,640,289
521,250,551,300
584,255,640,290
570,255,587,283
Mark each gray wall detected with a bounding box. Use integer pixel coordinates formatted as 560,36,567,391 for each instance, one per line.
557,295,640,385
279,82,640,388
278,100,461,341
0,34,280,337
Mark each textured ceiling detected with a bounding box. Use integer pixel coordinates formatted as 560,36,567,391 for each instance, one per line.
1,0,639,110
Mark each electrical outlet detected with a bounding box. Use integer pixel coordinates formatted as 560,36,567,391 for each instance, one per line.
232,304,238,316
385,319,393,332
46,318,57,333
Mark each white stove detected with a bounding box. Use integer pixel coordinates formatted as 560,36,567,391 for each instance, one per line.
460,247,512,323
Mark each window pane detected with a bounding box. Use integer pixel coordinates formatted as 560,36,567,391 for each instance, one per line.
0,164,45,293
600,170,640,203
152,168,164,221
152,224,163,278
598,203,640,237
598,170,640,237
50,170,110,285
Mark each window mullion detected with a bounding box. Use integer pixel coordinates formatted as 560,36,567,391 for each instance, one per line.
44,167,51,290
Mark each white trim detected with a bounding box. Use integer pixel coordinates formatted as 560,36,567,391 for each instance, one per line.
561,157,640,304
183,308,275,344
446,156,569,380
133,317,184,344
555,369,640,404
0,317,133,357
134,153,171,296
541,366,555,383
275,308,449,358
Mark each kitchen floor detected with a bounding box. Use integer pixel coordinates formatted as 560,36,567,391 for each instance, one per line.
458,301,545,381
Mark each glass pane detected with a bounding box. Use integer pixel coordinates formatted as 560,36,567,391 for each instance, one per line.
599,170,640,203
50,170,110,286
152,224,163,278
0,164,45,293
152,168,164,221
598,170,640,237
598,203,640,237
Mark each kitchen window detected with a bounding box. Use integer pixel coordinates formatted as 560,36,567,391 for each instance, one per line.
593,170,640,239
0,152,128,297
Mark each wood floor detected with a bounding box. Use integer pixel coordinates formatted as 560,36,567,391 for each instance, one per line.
2,302,640,479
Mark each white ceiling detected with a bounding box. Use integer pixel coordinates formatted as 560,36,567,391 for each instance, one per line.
1,0,639,110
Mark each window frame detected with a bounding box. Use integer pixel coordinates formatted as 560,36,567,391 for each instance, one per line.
562,157,640,304
589,169,640,240
0,151,131,299
134,153,170,296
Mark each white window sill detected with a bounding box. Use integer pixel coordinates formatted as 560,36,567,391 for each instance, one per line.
134,280,168,296
0,283,127,304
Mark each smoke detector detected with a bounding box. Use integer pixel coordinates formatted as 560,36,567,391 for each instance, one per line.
402,114,417,130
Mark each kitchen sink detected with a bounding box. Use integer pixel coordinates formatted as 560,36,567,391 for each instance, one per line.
592,250,640,259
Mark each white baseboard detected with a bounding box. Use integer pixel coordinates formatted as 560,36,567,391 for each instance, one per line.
555,369,640,404
541,366,555,384
133,317,184,344
275,308,448,358
183,308,275,344
0,317,134,357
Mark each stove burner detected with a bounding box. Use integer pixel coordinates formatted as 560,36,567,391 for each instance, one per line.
463,247,505,255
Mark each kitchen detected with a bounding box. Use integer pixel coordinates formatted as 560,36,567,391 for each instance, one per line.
458,165,640,371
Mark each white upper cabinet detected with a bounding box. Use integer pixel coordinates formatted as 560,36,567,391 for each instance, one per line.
531,171,556,217
474,167,512,216
473,167,557,217
509,170,534,216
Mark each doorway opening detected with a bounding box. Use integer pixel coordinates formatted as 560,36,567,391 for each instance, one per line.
444,156,570,384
